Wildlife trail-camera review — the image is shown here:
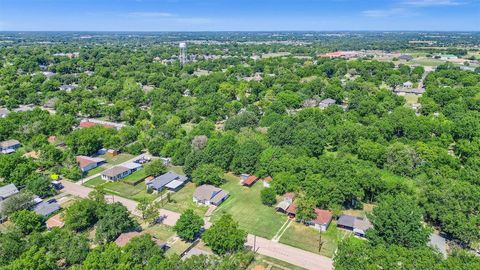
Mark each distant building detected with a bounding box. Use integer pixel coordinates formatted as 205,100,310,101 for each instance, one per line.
79,119,125,130
59,84,78,92
0,184,19,200
403,81,413,88
319,98,336,109
0,108,9,118
337,215,373,237
76,156,106,172
101,163,142,181
319,51,358,59
146,172,188,192
0,139,21,154
398,55,413,61
193,185,229,206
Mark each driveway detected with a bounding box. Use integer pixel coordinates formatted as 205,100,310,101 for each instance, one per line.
246,234,333,270
60,179,180,225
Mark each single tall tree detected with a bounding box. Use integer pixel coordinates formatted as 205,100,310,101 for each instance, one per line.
174,209,204,241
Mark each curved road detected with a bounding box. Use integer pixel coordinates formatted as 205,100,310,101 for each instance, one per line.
60,179,333,270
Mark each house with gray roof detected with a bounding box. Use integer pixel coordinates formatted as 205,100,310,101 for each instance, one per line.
147,172,188,192
33,201,60,217
319,98,336,109
0,184,19,200
0,139,21,154
337,214,373,237
193,185,229,206
101,163,141,181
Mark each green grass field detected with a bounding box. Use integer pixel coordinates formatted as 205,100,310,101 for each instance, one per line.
122,169,148,185
279,222,348,258
99,153,134,165
162,182,208,216
212,173,287,239
84,176,106,188
85,166,106,177
143,224,176,241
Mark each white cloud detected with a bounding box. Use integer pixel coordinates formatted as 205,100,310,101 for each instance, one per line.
128,12,174,17
403,0,465,6
362,8,410,17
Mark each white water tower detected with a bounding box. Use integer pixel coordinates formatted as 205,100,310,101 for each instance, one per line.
179,42,187,65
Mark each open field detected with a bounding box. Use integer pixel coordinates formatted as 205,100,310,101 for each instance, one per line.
212,173,287,239
162,182,208,216
99,153,134,165
84,175,158,202
279,222,348,258
404,93,419,105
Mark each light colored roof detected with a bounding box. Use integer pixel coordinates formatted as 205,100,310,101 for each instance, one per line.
46,213,64,229
0,184,19,199
194,185,223,201
0,139,20,148
122,162,142,170
276,200,291,211
76,156,105,169
210,190,229,204
165,179,185,189
102,166,130,177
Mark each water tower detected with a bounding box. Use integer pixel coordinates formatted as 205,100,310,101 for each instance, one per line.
179,42,187,65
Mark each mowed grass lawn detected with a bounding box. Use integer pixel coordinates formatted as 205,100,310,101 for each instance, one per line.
99,153,134,165
279,222,348,258
212,173,287,239
84,176,106,188
162,182,208,216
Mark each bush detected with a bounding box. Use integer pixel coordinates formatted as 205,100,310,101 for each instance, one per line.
260,188,276,206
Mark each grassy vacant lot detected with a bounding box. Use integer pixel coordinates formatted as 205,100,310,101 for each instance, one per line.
122,170,148,185
85,166,106,177
212,173,287,239
162,182,208,216
143,224,176,241
84,176,106,188
279,222,348,258
165,239,192,256
404,93,419,105
99,153,134,165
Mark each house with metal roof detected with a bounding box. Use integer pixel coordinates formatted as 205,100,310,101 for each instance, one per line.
33,201,61,217
0,184,19,200
146,172,188,192
101,163,142,181
0,139,21,154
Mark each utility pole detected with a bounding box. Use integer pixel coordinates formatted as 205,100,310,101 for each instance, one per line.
253,235,257,253
318,231,324,252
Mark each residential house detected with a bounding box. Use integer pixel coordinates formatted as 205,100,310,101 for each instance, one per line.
286,203,297,218
59,84,78,92
33,201,61,217
403,81,413,88
337,215,373,237
193,185,229,206
319,98,336,109
79,118,125,130
101,163,142,181
0,139,21,154
0,184,19,200
76,156,106,172
0,108,9,118
242,175,258,187
262,176,273,188
307,209,333,231
398,55,413,61
146,172,189,192
275,193,295,213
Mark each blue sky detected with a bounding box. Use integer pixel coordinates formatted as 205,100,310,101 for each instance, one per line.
1,0,479,31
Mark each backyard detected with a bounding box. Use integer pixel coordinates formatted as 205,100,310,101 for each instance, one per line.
99,153,134,165
279,222,348,258
212,173,288,239
162,182,208,216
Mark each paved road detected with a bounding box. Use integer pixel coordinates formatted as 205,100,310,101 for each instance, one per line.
61,180,333,270
60,179,180,226
78,153,153,185
246,234,333,270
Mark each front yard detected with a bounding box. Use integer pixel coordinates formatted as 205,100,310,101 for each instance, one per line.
279,221,348,258
162,182,208,216
212,173,287,239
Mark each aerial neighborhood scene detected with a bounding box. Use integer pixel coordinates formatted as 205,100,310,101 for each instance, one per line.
0,0,480,269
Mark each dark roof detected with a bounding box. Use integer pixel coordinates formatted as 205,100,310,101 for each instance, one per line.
147,172,188,190
33,201,60,217
337,215,356,228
